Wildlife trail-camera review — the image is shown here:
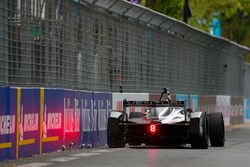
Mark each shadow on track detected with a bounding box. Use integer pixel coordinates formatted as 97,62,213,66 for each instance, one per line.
128,144,192,149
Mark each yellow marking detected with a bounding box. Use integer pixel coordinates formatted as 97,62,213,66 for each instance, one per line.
19,138,35,146
40,88,44,154
42,136,59,143
16,87,21,159
0,142,12,149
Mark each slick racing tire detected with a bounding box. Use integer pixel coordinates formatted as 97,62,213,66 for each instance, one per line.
209,112,225,147
190,112,209,149
129,112,143,119
107,116,125,148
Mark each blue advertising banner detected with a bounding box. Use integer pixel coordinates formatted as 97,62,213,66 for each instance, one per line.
175,94,199,111
8,88,17,160
244,99,250,121
89,92,98,147
78,92,93,147
79,91,112,147
17,88,40,159
176,94,189,102
94,92,112,146
62,89,81,146
42,88,63,153
0,88,114,161
189,95,199,111
79,91,93,148
176,94,189,108
0,87,15,161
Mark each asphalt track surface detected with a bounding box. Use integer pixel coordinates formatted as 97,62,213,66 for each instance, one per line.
2,125,250,167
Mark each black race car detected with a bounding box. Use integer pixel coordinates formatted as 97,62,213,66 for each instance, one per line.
107,89,225,149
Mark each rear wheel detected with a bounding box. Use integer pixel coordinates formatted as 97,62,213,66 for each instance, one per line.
209,112,225,147
190,112,208,149
107,116,125,148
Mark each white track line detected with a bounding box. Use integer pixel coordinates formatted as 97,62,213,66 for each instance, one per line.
70,152,100,157
92,148,126,153
93,149,113,153
17,162,53,167
48,157,79,162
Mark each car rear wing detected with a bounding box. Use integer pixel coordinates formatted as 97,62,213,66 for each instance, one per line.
123,100,185,107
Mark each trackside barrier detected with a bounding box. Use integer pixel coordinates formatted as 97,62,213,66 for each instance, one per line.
215,96,231,127
198,96,231,126
244,98,250,123
230,96,244,125
0,87,16,161
0,87,112,161
42,88,63,154
175,94,189,102
198,96,216,114
0,89,249,161
189,95,199,112
175,94,199,112
198,95,245,127
17,88,40,158
93,92,112,146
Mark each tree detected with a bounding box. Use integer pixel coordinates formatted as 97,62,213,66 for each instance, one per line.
140,0,250,61
144,0,184,20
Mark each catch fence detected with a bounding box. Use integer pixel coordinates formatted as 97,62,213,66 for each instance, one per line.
0,0,249,95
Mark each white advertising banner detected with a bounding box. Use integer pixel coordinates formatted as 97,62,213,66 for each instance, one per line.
216,96,231,126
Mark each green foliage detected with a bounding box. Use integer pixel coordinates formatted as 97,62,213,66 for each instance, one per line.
188,0,249,29
151,0,184,20
141,0,250,62
246,53,250,62
189,0,250,61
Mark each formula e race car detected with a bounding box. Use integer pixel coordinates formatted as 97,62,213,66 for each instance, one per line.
107,89,225,149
